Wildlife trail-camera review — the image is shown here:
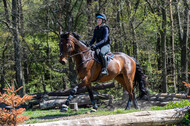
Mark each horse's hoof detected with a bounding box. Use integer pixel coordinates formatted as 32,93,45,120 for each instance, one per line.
90,109,97,113
135,106,140,110
125,106,131,110
60,104,68,113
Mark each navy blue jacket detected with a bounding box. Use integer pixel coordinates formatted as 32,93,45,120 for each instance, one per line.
90,25,110,48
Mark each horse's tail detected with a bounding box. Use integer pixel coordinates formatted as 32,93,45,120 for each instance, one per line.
131,57,148,99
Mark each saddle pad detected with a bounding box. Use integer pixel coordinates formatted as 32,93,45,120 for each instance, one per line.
94,51,115,64
106,53,115,65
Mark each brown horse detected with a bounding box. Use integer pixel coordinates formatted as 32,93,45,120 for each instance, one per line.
59,32,147,112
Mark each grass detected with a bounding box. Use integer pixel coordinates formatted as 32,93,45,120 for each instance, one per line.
22,107,140,124
22,108,90,124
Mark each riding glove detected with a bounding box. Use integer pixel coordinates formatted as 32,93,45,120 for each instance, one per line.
91,45,96,50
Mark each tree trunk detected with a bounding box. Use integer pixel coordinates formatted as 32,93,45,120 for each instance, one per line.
1,0,10,93
129,0,140,60
181,0,189,94
58,0,68,89
169,0,177,93
64,0,77,88
160,0,168,93
3,0,10,24
0,42,7,93
175,0,189,92
18,0,26,94
12,0,24,96
87,0,92,39
156,33,161,70
65,0,72,32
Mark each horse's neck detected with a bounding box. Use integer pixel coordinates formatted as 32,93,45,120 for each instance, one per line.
75,40,88,52
73,39,90,68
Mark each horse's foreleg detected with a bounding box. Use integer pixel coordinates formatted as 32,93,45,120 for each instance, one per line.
65,85,80,106
86,86,98,110
60,77,88,112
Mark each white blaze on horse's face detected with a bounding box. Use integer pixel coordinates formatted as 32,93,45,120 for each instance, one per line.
59,52,68,65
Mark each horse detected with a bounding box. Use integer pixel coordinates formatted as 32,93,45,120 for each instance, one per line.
59,32,147,112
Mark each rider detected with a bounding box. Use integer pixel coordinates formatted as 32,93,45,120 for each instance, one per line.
90,13,111,75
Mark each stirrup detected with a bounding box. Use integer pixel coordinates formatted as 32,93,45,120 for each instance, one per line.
101,68,108,75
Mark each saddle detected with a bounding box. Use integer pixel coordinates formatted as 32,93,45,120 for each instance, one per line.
93,49,115,66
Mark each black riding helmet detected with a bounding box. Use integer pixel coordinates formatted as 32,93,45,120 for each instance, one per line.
96,13,107,23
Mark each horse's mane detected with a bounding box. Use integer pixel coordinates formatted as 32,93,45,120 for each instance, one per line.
72,32,89,47
60,32,89,47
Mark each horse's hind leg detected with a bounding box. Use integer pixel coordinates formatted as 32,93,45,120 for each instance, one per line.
115,74,134,110
132,91,139,109
122,71,139,110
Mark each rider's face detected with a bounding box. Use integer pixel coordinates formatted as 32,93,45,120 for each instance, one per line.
97,18,103,26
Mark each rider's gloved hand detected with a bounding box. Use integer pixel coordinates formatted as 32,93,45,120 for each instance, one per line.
91,45,96,50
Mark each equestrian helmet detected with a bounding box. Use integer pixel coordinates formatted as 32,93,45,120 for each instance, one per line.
96,13,107,21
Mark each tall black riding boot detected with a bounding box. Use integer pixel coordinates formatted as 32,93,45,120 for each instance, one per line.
101,55,108,75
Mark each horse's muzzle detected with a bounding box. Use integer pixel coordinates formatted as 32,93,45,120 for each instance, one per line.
59,57,67,65
59,60,66,65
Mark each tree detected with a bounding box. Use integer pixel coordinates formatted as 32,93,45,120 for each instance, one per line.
181,0,189,93
169,0,177,93
160,0,168,92
12,0,24,96
1,0,11,93
175,0,189,91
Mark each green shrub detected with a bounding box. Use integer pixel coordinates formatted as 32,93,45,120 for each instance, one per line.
164,100,190,110
152,100,190,110
181,112,190,125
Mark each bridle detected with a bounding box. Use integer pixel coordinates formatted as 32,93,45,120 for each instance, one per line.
60,35,94,70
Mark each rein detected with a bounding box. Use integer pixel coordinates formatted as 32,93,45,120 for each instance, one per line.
76,57,93,71
69,48,91,58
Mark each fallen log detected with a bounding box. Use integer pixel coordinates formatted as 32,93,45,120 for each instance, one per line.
151,93,190,99
39,94,110,110
20,106,190,126
32,82,115,99
147,96,181,102
48,82,115,96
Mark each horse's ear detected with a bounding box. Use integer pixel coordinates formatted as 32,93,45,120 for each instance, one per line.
66,32,70,38
60,32,70,39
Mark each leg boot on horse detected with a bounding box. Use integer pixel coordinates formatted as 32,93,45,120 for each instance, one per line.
60,86,79,112
87,86,98,112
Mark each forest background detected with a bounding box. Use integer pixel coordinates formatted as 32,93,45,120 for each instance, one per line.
0,0,189,98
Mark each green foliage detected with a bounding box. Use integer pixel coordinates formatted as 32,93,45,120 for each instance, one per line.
152,100,190,110
181,113,190,125
164,100,190,110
